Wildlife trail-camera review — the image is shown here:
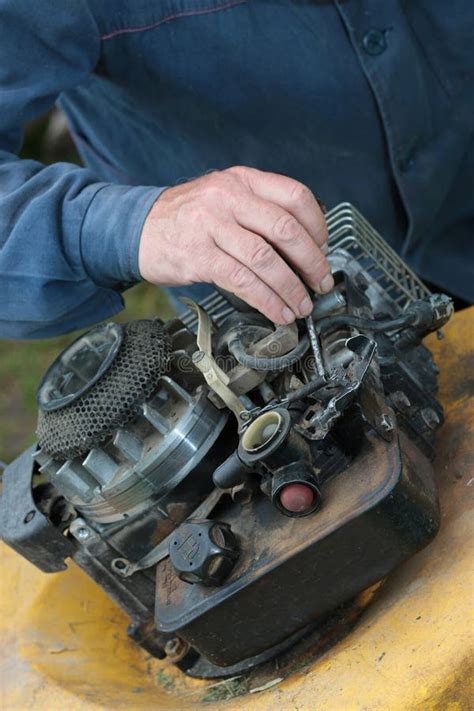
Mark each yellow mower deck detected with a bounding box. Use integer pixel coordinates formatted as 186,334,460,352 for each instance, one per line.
1,308,473,710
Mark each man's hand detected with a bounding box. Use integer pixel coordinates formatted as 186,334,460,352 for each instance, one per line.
138,166,334,324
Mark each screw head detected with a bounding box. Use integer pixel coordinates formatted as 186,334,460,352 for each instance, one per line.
76,526,90,541
111,557,131,576
23,510,36,524
379,414,394,433
239,410,252,422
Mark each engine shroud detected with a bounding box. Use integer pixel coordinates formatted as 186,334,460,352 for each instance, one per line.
0,203,453,679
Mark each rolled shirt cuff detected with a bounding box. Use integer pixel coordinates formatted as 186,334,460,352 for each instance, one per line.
80,183,167,288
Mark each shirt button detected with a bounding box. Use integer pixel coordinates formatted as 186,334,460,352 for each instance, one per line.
362,29,387,56
398,152,416,172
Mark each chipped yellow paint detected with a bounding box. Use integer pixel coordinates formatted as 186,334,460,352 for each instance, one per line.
1,308,473,710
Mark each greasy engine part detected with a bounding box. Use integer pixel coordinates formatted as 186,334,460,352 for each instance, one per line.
0,203,454,679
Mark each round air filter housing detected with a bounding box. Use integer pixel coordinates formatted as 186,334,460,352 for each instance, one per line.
37,320,172,461
35,318,229,524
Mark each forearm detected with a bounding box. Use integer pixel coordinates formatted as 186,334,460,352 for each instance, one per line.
0,151,163,338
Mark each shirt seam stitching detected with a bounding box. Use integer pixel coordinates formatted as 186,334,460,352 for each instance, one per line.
101,0,247,41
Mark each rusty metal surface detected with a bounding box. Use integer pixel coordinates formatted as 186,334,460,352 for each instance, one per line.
0,308,473,710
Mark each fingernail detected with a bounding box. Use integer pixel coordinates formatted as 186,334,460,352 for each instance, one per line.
298,295,313,317
282,306,296,324
321,243,329,255
320,273,334,293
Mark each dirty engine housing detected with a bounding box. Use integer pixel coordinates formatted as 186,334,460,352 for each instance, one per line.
0,204,453,678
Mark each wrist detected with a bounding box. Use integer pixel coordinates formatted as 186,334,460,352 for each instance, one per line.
138,185,178,283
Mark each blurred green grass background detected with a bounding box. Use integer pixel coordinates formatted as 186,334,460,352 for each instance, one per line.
0,111,174,465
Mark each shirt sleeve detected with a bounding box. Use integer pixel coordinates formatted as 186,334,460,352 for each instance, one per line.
0,0,163,339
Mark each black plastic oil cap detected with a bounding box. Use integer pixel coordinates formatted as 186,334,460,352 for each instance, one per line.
169,519,239,586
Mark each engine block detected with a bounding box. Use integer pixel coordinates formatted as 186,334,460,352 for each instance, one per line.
0,204,453,678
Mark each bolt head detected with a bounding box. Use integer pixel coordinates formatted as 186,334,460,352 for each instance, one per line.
421,408,441,430
164,637,189,661
164,639,180,655
392,391,411,412
231,482,254,505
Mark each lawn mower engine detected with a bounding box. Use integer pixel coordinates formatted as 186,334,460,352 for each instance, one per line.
0,204,453,678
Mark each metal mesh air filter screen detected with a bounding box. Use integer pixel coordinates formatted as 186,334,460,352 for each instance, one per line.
37,320,171,461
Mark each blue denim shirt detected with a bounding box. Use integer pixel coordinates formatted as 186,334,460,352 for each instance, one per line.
0,0,473,338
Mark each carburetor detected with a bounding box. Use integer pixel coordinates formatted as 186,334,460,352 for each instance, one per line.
0,204,453,678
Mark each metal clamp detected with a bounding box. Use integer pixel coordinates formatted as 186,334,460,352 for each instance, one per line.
110,488,225,578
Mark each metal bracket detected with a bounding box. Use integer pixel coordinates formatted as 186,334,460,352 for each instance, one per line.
180,298,245,422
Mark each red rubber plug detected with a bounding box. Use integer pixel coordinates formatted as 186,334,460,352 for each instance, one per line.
279,483,315,513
